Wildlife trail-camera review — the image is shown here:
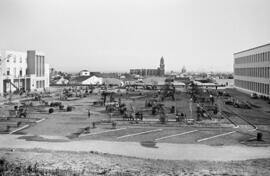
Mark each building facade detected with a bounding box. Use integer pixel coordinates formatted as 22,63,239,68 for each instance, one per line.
0,50,50,95
130,57,165,77
234,43,270,97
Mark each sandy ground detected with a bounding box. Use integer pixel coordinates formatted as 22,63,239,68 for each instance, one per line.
0,148,270,176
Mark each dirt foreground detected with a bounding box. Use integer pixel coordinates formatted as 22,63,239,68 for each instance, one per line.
0,148,270,176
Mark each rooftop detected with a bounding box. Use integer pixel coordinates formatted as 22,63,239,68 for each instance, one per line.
234,43,270,55
70,76,91,82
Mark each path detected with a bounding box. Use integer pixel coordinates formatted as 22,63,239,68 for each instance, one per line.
0,134,270,161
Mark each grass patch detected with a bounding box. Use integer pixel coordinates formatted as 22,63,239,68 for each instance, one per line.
0,158,82,176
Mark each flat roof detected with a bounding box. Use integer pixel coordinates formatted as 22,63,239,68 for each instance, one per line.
234,43,270,55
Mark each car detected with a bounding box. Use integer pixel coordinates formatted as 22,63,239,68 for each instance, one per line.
250,93,258,99
224,99,234,105
233,102,251,109
223,92,231,97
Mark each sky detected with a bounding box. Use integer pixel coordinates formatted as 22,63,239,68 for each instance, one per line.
0,0,270,73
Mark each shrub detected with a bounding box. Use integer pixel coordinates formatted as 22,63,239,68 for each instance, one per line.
17,122,22,128
159,114,166,124
6,125,11,132
84,127,90,133
49,108,54,114
170,106,175,113
59,105,64,110
92,122,96,128
112,121,116,129
66,106,72,112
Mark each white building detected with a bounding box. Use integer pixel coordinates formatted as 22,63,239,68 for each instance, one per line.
234,43,270,97
79,70,90,76
0,50,50,95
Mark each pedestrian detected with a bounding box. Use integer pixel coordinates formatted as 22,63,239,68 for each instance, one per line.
176,111,180,122
88,110,91,118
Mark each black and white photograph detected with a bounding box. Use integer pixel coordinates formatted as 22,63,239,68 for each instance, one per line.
0,0,270,175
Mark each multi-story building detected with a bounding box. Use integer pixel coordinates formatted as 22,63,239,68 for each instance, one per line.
0,50,50,95
130,57,165,77
234,43,270,97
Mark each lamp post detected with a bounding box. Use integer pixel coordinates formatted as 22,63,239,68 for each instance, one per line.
189,98,193,120
88,109,91,133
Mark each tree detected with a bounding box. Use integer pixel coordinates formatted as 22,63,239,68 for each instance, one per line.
189,81,201,102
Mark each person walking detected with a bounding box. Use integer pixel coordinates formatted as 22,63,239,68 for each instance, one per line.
87,109,91,133
88,110,91,118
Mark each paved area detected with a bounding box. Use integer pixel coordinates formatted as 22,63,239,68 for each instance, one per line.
77,126,256,146
1,87,270,148
1,134,270,161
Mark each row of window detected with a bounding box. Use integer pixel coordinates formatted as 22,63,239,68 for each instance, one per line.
36,55,45,77
234,67,270,78
5,56,23,63
235,51,270,64
6,67,24,76
235,79,270,95
36,80,45,89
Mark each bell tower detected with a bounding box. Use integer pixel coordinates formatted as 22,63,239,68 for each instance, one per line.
160,56,165,76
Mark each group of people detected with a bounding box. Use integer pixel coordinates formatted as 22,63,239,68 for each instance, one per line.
175,112,187,122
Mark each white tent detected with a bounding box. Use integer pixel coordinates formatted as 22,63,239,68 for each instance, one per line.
55,77,69,85
82,76,103,85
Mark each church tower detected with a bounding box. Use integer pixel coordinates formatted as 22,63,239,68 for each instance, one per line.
159,56,165,76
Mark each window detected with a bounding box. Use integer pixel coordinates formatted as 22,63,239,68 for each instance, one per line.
19,68,23,76
6,54,12,62
7,68,10,75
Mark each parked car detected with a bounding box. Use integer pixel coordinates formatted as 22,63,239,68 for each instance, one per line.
250,93,258,99
233,102,251,109
224,98,234,105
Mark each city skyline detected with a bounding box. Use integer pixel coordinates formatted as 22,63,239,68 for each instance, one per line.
0,0,270,73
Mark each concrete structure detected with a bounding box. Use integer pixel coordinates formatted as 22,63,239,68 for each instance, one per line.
234,43,270,97
0,50,50,95
79,70,90,76
130,57,165,76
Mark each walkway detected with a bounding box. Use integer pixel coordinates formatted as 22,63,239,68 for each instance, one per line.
0,134,270,161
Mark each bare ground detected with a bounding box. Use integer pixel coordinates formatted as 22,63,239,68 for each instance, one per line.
0,148,270,176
